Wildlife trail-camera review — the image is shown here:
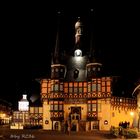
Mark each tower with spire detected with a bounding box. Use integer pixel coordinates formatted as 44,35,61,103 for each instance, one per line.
86,9,102,80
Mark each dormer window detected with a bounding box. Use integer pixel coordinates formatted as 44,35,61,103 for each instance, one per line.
88,68,90,71
60,69,63,72
55,68,59,72
74,69,79,79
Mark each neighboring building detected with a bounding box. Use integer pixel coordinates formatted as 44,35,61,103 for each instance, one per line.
11,95,43,129
29,99,43,127
0,99,12,125
12,107,43,129
18,94,29,112
11,95,29,129
40,15,138,131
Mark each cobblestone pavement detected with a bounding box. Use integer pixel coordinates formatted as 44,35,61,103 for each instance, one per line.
0,126,140,140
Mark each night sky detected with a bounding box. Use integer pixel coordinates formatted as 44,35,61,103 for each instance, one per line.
5,4,140,109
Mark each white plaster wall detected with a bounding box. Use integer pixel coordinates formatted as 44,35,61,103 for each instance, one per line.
99,99,111,130
43,101,52,130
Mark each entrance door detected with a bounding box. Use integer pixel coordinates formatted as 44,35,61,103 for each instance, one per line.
70,107,81,131
92,121,99,130
54,122,59,130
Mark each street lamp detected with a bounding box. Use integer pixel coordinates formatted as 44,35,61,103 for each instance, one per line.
130,112,134,116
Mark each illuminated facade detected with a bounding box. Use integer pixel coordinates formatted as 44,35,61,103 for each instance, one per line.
11,95,43,129
18,95,29,111
0,99,12,125
40,16,138,131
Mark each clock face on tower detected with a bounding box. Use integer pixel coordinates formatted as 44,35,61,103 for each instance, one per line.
74,49,82,57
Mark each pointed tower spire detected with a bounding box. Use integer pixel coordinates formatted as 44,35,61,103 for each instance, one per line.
86,9,102,80
89,9,96,62
53,11,61,64
51,11,66,80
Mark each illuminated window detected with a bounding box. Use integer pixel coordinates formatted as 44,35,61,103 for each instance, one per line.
97,79,101,83
88,83,91,92
47,83,51,93
107,87,110,92
79,82,82,87
97,84,101,91
79,87,82,93
64,83,68,87
102,82,105,86
69,88,73,93
102,87,105,92
39,107,43,113
92,67,96,71
54,84,59,91
92,84,96,91
74,87,78,92
59,104,63,110
84,82,87,87
42,82,47,87
35,107,38,113
30,108,34,113
48,87,50,93
107,81,110,86
88,104,91,112
74,82,78,87
51,85,54,91
98,67,100,71
69,83,73,87
54,105,58,111
84,88,87,92
42,87,47,93
60,84,63,91
50,105,53,110
64,87,68,93
92,104,97,111
60,69,63,72
55,68,58,72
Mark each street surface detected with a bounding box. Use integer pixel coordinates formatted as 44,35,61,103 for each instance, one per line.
0,125,140,140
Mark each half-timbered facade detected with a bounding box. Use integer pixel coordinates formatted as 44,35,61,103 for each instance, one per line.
40,16,138,131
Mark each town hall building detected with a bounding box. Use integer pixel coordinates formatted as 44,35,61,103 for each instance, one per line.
40,14,138,131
